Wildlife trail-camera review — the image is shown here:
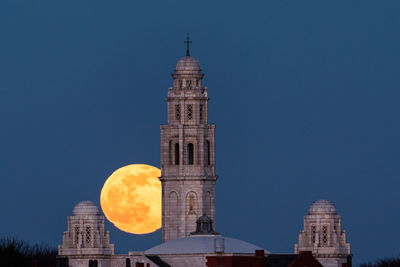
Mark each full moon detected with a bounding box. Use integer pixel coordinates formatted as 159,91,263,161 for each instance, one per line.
100,164,161,234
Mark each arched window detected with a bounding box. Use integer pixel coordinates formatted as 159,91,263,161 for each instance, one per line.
126,258,131,267
168,141,172,165
187,143,194,165
174,143,179,165
206,140,210,165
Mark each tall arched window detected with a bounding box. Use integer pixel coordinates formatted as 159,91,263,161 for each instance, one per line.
168,141,172,165
206,140,210,165
187,143,194,165
174,143,179,165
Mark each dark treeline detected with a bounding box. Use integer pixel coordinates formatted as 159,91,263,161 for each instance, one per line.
1,236,400,267
0,237,57,267
359,258,400,267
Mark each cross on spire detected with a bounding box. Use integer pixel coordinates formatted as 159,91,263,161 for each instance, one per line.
184,33,192,57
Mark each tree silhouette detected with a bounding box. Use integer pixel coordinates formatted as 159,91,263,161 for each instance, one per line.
0,237,57,267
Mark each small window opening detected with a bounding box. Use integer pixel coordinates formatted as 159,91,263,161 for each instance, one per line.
311,225,316,244
85,226,91,245
187,80,192,89
322,225,328,245
175,104,181,121
179,80,183,89
126,258,131,267
187,105,193,120
89,260,98,267
199,104,203,123
187,143,194,165
75,226,79,244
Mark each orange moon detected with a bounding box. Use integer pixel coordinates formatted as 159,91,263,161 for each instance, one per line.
100,164,161,234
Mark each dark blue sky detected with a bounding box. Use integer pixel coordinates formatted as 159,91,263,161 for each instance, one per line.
1,1,399,265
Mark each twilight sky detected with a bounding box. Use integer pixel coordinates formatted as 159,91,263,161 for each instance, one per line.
1,1,399,265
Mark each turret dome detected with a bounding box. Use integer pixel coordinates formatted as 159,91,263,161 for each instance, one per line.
72,200,100,216
308,199,337,215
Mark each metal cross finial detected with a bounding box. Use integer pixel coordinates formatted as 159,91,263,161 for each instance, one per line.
184,33,192,57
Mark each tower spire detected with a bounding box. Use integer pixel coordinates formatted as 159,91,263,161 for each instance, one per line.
184,33,192,56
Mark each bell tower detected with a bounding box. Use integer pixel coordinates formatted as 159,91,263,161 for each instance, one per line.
160,36,217,243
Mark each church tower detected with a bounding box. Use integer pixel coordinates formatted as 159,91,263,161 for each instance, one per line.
160,37,217,243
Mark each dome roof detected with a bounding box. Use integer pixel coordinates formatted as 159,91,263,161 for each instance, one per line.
308,200,337,215
174,56,202,74
145,235,268,255
72,200,100,216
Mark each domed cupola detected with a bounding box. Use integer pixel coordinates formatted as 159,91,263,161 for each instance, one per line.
191,214,219,236
171,34,204,87
174,56,202,76
72,200,100,216
308,199,337,215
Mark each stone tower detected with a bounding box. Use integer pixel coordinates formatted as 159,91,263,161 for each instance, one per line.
295,200,351,267
58,201,114,266
160,44,217,243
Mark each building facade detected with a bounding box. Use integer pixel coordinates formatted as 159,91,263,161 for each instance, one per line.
58,43,353,267
295,200,351,267
160,50,217,242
